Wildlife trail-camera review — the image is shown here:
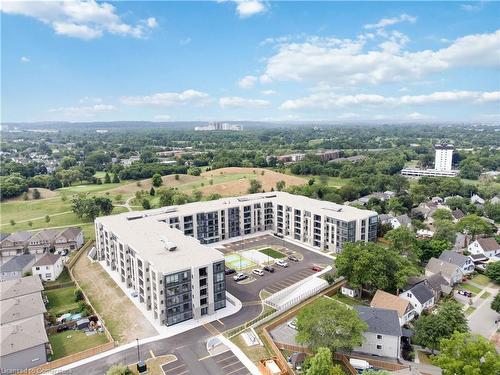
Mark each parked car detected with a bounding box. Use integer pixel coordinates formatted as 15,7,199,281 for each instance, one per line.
287,319,298,330
312,265,322,272
252,269,264,276
275,259,288,268
225,268,236,275
263,265,275,273
233,273,248,282
288,254,299,262
457,290,472,297
130,291,139,298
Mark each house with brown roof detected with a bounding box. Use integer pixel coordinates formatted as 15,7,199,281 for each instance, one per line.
31,253,63,281
0,232,33,258
54,227,84,253
468,237,500,259
425,257,463,285
370,290,416,326
27,229,61,254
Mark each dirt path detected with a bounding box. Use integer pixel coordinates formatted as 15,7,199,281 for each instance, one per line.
72,254,157,344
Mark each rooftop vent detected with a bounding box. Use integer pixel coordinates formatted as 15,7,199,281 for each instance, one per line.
159,236,177,252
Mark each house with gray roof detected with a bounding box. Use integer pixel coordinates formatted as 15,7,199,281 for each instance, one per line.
0,233,10,242
0,254,36,281
425,257,463,285
451,209,465,222
439,250,474,275
354,306,402,359
32,253,64,281
27,229,61,254
389,214,412,229
468,237,500,259
0,232,33,258
0,276,48,371
399,282,435,315
54,227,84,253
424,273,452,302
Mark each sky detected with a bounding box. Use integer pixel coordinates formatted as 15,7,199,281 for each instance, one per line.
1,0,499,123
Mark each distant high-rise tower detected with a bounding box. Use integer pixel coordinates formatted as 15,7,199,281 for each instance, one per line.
434,143,454,171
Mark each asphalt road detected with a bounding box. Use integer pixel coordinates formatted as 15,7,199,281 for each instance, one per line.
67,236,333,375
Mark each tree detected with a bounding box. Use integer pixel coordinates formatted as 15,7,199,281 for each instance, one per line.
32,188,41,199
149,187,156,196
106,364,133,375
188,167,201,176
414,300,468,353
456,214,494,238
72,194,114,221
28,221,33,227
335,242,417,293
296,298,367,352
433,219,457,243
22,192,28,200
247,179,262,194
417,239,450,263
192,190,203,201
387,198,406,215
491,293,500,313
432,332,499,375
142,199,151,210
10,219,15,226
74,289,84,302
175,174,180,181
276,180,286,191
104,172,111,184
432,208,453,221
385,227,419,263
484,202,500,223
306,347,342,375
485,261,500,283
45,215,51,223
112,173,120,183
152,173,163,188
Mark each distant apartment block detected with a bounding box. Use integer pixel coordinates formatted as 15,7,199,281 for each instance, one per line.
401,143,459,178
194,122,242,131
95,192,377,326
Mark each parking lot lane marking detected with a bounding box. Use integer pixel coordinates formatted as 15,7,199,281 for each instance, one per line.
176,370,189,375
226,367,247,375
217,319,224,325
221,360,242,369
173,345,188,350
203,322,221,336
149,349,156,358
198,354,212,361
163,363,186,373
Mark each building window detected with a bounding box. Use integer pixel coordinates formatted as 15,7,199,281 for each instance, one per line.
377,334,382,339
376,345,382,350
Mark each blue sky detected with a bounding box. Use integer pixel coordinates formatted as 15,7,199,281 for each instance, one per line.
2,1,499,123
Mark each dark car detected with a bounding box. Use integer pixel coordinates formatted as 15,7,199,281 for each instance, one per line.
312,265,322,272
288,254,299,262
225,268,236,275
263,265,275,273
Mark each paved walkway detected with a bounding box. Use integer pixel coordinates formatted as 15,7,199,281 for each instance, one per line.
467,281,499,342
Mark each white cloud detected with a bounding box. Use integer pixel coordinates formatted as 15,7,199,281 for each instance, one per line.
407,112,433,120
460,4,482,12
337,112,360,119
79,96,103,104
261,89,276,95
20,56,30,63
1,0,157,40
238,75,257,89
364,14,417,30
234,0,266,17
121,90,211,107
260,30,500,86
219,96,270,108
48,104,115,117
280,90,500,110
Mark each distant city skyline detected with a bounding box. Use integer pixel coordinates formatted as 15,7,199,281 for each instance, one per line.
2,1,499,123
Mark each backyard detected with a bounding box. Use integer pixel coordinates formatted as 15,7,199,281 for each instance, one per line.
45,286,80,316
48,330,109,360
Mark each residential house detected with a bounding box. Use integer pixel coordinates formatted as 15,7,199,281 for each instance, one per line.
354,306,402,359
54,227,84,253
0,254,36,281
451,209,465,223
399,282,435,315
425,257,463,285
411,202,438,220
470,194,485,206
370,290,415,326
341,284,359,298
378,214,394,225
389,214,412,229
0,233,10,242
31,253,63,281
0,232,33,258
490,196,500,205
439,250,475,275
431,197,444,204
424,273,452,302
468,238,500,259
0,276,48,371
452,232,468,251
27,229,61,254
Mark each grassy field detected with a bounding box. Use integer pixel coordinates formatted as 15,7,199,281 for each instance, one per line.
465,306,476,316
480,291,492,299
331,294,367,307
45,267,72,287
45,286,80,316
471,274,491,286
461,283,482,294
258,247,286,259
49,330,109,360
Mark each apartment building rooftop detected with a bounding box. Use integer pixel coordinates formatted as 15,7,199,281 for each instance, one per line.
97,215,224,274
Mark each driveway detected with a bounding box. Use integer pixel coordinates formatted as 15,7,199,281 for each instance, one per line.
467,284,499,341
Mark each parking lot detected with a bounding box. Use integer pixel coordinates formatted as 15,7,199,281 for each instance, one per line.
223,234,333,304
161,349,250,375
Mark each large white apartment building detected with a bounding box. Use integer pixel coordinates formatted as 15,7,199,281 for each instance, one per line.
95,192,377,326
434,143,454,171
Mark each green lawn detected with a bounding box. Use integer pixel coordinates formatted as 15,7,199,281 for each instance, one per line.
45,267,72,287
465,306,476,316
45,287,80,316
49,330,109,360
57,182,127,195
300,175,351,187
0,198,71,225
461,283,482,294
480,291,492,299
258,247,286,259
471,274,491,286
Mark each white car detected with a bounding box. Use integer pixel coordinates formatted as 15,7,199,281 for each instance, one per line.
275,259,288,268
252,268,264,276
287,319,298,330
